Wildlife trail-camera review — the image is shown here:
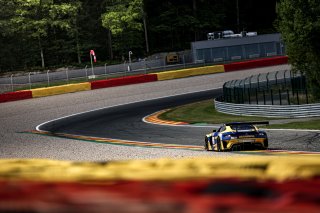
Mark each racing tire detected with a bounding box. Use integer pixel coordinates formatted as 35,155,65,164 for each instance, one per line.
204,136,209,151
216,137,222,152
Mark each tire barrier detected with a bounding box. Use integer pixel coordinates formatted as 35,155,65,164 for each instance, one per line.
31,82,91,98
91,74,158,90
224,56,288,72
0,56,289,103
0,90,32,103
155,65,224,81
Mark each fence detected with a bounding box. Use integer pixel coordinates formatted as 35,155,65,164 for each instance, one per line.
214,99,320,118
0,51,206,94
220,70,311,105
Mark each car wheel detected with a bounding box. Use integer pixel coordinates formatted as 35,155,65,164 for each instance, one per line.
204,136,209,151
217,137,222,152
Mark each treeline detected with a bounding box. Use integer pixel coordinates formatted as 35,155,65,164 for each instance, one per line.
0,0,277,72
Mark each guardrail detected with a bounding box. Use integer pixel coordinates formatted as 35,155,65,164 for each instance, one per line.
214,99,320,118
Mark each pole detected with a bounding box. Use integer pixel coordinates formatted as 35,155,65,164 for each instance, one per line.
10,74,14,92
28,72,31,90
90,54,94,76
66,68,69,84
85,65,88,80
47,70,50,87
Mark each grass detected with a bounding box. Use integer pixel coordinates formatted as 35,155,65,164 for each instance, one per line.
159,100,271,124
159,99,320,130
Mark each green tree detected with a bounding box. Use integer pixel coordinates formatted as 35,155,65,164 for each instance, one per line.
276,0,320,100
101,0,145,58
2,0,80,68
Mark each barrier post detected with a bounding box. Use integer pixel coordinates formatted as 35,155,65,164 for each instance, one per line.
66,68,69,84
144,60,147,74
287,89,290,105
104,63,108,77
28,72,31,90
47,70,50,87
85,65,88,80
10,74,14,92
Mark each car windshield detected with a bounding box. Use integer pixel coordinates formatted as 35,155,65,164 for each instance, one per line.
230,124,254,131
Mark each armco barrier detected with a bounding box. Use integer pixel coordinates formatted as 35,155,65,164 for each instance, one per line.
90,74,158,90
214,99,320,118
0,90,33,103
224,56,288,72
31,82,91,98
155,65,224,81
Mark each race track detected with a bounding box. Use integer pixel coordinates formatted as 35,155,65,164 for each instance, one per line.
37,88,320,152
1,65,318,161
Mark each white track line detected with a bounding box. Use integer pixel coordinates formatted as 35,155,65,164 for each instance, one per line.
36,87,220,131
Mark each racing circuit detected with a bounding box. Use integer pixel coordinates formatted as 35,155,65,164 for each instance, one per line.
36,88,320,153
1,63,320,162
1,64,320,212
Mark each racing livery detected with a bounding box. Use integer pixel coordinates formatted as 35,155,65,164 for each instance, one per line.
204,122,269,151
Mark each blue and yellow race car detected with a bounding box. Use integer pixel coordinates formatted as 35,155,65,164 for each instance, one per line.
204,122,269,151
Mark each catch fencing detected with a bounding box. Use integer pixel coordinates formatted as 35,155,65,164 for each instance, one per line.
220,70,310,105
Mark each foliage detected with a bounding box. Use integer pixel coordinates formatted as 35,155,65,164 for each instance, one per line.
276,0,320,100
0,0,278,72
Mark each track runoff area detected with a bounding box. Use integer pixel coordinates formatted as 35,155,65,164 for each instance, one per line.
1,56,320,212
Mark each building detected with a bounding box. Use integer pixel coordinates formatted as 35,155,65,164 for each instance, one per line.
191,33,285,63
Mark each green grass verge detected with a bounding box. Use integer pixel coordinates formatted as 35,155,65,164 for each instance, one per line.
159,99,320,130
159,100,271,124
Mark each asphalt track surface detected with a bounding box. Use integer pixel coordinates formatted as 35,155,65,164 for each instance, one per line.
38,89,221,146
38,88,320,152
1,65,319,162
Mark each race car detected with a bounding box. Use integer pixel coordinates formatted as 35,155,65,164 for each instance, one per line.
204,122,269,151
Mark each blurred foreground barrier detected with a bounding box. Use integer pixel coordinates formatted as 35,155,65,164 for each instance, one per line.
155,65,224,81
214,99,320,118
0,155,319,182
0,90,32,103
224,56,288,72
0,178,319,213
91,74,158,90
31,83,91,98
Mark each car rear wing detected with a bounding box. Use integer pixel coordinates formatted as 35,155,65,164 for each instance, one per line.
226,121,269,126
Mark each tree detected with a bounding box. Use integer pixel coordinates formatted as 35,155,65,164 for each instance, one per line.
2,0,80,68
276,0,320,100
101,0,145,58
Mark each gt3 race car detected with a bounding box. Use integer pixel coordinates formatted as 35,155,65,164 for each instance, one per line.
204,122,269,151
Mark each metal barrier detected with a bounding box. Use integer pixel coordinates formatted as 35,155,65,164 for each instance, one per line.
0,51,202,94
223,70,310,105
214,99,320,118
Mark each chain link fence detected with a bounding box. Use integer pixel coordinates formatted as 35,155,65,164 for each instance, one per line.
220,70,310,105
